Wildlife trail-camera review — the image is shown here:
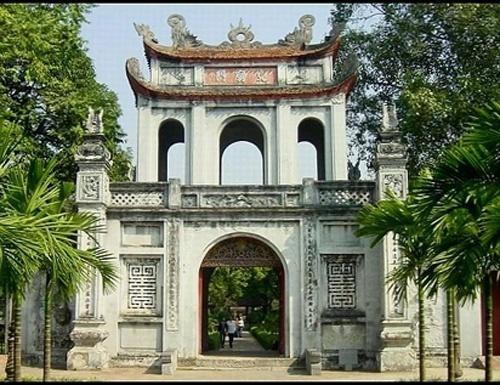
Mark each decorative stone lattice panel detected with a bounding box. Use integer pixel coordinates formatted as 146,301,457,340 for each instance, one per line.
318,189,372,206
324,255,359,309
111,192,164,206
126,258,160,314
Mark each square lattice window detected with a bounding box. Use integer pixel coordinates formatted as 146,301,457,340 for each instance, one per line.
122,256,162,316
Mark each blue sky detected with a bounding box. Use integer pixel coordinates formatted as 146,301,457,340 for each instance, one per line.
81,3,344,182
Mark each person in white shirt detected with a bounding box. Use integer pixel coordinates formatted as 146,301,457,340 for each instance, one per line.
236,315,244,337
226,318,237,348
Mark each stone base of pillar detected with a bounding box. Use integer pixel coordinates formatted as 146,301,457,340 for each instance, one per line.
376,321,416,371
377,347,416,371
66,320,109,370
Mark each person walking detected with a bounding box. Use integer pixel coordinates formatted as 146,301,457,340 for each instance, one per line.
226,317,237,348
218,319,227,348
237,315,244,337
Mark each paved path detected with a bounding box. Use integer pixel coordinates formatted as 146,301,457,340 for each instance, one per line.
9,366,500,382
204,330,279,357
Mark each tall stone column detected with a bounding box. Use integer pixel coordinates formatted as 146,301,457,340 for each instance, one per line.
67,108,111,370
374,103,415,371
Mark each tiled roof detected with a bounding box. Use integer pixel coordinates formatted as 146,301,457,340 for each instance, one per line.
143,39,340,63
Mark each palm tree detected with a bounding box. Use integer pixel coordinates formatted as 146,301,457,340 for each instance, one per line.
415,101,500,382
356,189,436,381
0,121,115,381
38,181,117,381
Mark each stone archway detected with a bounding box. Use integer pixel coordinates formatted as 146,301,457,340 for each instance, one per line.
198,236,285,355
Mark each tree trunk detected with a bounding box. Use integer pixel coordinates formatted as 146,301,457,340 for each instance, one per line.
13,295,21,382
452,294,462,378
483,274,493,382
5,296,14,382
417,275,426,382
447,289,456,382
43,274,52,382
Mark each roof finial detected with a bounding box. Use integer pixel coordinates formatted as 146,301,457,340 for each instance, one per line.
167,14,202,49
85,107,104,134
278,15,315,47
381,102,399,132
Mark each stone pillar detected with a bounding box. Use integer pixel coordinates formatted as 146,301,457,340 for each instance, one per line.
67,107,111,370
189,103,206,184
330,94,348,180
374,103,415,371
301,207,321,352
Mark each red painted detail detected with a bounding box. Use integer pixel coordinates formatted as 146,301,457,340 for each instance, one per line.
278,264,285,355
199,267,204,354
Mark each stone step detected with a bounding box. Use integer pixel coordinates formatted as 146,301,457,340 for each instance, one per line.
178,356,304,370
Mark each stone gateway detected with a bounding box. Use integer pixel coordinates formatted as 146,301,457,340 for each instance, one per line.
20,13,486,372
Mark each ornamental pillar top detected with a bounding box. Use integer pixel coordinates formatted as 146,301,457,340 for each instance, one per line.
75,107,111,170
374,102,407,170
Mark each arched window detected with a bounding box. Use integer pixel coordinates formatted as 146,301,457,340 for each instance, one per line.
298,118,325,180
158,119,185,182
219,118,265,185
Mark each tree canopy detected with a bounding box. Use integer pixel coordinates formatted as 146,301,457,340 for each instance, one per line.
0,4,132,182
332,3,500,176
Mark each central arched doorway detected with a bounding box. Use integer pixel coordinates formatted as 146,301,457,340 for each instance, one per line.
198,235,285,355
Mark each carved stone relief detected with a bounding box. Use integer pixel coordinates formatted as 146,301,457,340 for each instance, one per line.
286,65,323,85
160,67,194,85
167,219,180,330
383,174,404,198
75,141,110,162
181,194,198,208
304,217,318,330
79,175,100,201
201,237,281,268
201,194,282,208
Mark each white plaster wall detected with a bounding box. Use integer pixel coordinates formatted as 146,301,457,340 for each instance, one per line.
459,299,482,358
317,218,383,354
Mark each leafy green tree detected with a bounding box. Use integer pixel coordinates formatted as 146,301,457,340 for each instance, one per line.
356,190,436,381
0,4,132,182
331,4,500,175
415,102,500,382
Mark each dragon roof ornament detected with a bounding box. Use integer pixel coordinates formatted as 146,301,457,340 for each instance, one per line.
278,15,315,47
167,14,202,49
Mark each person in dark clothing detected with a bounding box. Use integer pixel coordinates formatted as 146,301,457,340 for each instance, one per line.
218,320,227,348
